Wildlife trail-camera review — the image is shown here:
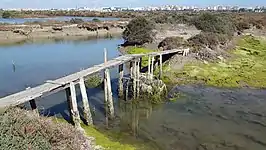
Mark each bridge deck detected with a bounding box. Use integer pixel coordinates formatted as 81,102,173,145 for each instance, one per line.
0,49,183,108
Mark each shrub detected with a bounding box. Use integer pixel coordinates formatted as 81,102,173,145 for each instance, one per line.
123,17,155,45
192,13,235,36
158,36,188,50
0,108,91,150
188,32,229,51
92,18,101,22
70,18,84,24
2,11,12,18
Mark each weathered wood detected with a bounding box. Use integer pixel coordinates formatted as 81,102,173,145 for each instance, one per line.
139,57,142,72
130,61,133,78
125,79,129,101
118,64,124,98
136,59,140,98
105,69,114,118
0,49,184,108
79,78,93,125
148,56,151,77
159,54,163,79
151,56,155,78
66,82,81,128
132,60,137,99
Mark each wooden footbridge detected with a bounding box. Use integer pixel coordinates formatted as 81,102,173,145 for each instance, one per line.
0,48,186,128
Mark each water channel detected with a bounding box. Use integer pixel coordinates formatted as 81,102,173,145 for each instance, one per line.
0,16,120,24
0,37,266,150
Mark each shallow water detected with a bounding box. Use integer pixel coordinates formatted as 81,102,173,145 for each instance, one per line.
110,85,266,150
0,16,120,24
0,37,123,97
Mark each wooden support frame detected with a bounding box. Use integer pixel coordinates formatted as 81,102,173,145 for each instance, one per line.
65,82,81,128
118,64,124,98
79,77,93,125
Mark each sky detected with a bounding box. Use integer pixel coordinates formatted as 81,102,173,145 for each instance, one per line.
1,0,266,8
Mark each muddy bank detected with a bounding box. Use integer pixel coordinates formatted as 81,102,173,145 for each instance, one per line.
0,25,123,45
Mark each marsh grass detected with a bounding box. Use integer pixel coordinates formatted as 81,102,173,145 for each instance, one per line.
174,36,266,88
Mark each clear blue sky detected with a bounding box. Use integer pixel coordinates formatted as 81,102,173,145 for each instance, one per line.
1,0,266,8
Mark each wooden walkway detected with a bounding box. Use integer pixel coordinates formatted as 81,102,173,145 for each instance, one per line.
0,48,184,126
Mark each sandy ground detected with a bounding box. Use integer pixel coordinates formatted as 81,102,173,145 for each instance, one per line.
0,25,123,45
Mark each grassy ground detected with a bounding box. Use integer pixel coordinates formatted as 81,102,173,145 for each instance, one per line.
170,35,266,88
126,47,157,67
54,118,151,150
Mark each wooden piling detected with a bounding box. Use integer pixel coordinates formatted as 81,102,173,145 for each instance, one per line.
130,61,133,78
132,60,137,99
136,58,140,98
66,82,81,128
159,54,163,79
151,56,155,79
79,77,93,125
29,99,38,114
104,49,115,119
148,56,151,77
118,64,124,98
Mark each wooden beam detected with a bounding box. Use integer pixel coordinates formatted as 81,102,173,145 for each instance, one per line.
118,64,124,98
66,82,81,128
79,78,93,125
159,54,163,79
148,56,151,77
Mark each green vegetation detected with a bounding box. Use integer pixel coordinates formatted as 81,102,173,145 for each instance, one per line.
123,17,155,45
1,11,12,18
55,118,151,150
92,18,101,22
158,36,188,50
173,36,266,88
0,108,89,150
126,47,156,67
85,74,103,88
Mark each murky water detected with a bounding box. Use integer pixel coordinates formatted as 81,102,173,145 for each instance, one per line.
0,16,120,24
110,85,266,150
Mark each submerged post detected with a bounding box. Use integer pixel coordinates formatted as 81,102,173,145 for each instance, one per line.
118,64,124,98
79,77,93,125
104,49,115,119
159,54,163,79
65,82,81,128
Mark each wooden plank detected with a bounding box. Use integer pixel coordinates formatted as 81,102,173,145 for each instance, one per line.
79,78,93,125
0,49,184,108
118,64,124,98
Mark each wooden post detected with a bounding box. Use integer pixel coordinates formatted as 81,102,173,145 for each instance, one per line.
29,99,38,114
125,79,129,101
148,56,151,77
79,77,93,125
136,58,140,98
104,49,115,119
66,82,81,128
130,61,133,78
132,60,137,99
139,57,142,72
159,54,163,79
118,64,124,98
151,56,155,78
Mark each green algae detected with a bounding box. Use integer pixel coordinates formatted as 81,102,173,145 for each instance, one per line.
173,36,266,88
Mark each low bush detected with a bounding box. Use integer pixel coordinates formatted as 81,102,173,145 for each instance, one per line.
158,36,188,50
0,108,91,150
70,18,84,24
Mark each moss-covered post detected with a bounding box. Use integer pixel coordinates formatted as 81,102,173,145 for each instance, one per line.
66,82,81,129
79,77,93,125
118,64,124,98
104,48,115,119
159,54,163,79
